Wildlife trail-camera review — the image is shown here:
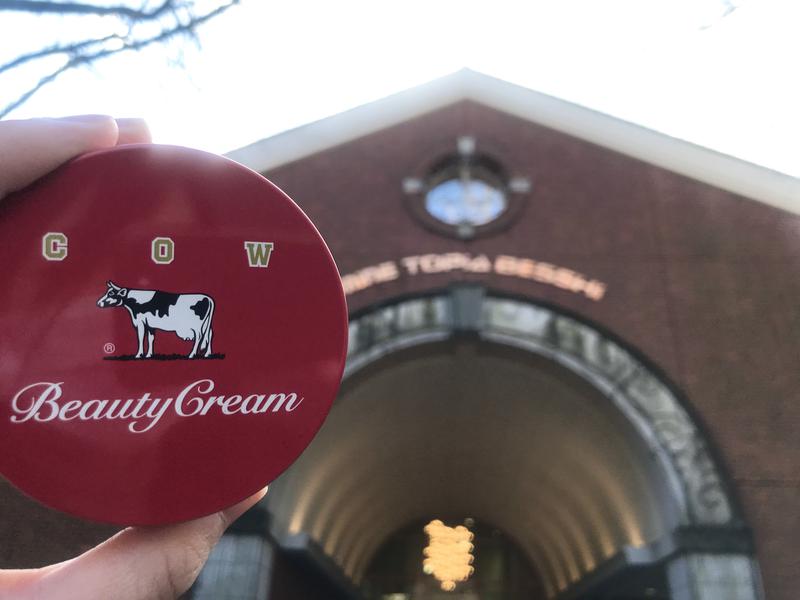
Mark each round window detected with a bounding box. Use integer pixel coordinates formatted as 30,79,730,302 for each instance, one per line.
403,141,530,240
425,178,507,227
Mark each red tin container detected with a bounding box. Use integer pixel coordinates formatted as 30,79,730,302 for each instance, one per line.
0,145,348,525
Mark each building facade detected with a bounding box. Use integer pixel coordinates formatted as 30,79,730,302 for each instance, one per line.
3,71,799,600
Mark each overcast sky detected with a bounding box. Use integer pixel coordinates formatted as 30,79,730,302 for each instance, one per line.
2,0,798,176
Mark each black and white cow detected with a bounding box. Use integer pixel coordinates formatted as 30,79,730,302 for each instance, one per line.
97,281,215,359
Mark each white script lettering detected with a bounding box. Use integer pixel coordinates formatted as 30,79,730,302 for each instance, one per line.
8,379,306,434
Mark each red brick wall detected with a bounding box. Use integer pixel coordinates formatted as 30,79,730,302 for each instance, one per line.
0,479,117,567
265,101,800,599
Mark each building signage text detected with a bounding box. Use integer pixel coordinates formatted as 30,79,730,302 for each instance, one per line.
341,253,607,301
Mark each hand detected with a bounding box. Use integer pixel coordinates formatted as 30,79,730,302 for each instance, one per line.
0,115,151,200
0,116,269,600
0,490,267,600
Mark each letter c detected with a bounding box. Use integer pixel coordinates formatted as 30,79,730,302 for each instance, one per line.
42,232,68,261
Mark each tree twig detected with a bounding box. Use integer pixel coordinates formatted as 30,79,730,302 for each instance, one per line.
0,0,176,20
0,0,239,118
0,34,121,75
1,62,74,119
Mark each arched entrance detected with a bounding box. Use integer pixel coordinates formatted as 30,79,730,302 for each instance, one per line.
261,287,761,599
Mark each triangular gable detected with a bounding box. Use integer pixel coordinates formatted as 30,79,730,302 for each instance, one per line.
226,69,800,216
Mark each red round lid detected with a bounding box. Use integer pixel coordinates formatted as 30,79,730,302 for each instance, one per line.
0,145,348,525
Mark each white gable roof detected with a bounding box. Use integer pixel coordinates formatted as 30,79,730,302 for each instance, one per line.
226,69,800,216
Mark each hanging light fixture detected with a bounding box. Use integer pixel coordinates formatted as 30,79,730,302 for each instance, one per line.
422,519,475,592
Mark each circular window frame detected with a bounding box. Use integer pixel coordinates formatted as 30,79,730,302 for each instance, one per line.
403,150,531,241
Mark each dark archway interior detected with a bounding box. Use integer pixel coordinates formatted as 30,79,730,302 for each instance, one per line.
361,519,545,600
266,338,681,598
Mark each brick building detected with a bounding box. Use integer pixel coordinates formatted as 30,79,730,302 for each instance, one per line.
3,70,799,599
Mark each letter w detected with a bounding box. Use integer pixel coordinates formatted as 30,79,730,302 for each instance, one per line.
244,242,275,268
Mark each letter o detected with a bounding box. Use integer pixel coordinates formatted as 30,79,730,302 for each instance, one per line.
151,237,174,264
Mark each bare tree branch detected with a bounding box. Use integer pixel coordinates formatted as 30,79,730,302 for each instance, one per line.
0,34,121,74
0,0,239,118
2,62,74,119
0,0,176,20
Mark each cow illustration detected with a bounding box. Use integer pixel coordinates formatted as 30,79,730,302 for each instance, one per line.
97,281,215,359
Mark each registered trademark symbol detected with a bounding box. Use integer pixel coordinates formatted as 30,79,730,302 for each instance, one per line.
103,342,116,354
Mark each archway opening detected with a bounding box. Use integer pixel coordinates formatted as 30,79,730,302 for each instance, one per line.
263,290,757,600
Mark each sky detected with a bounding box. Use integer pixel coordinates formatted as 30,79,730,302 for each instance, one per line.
1,0,799,177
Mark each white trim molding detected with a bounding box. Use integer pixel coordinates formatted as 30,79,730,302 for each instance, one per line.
226,69,800,216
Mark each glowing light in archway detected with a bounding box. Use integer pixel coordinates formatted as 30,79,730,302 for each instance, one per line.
422,520,475,591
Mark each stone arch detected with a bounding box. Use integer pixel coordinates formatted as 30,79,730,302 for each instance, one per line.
265,286,761,599
345,287,737,527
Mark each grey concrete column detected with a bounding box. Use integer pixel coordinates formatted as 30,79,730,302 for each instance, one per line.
192,533,275,600
667,554,762,600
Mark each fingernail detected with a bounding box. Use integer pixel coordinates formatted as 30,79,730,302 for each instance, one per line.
116,118,152,145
